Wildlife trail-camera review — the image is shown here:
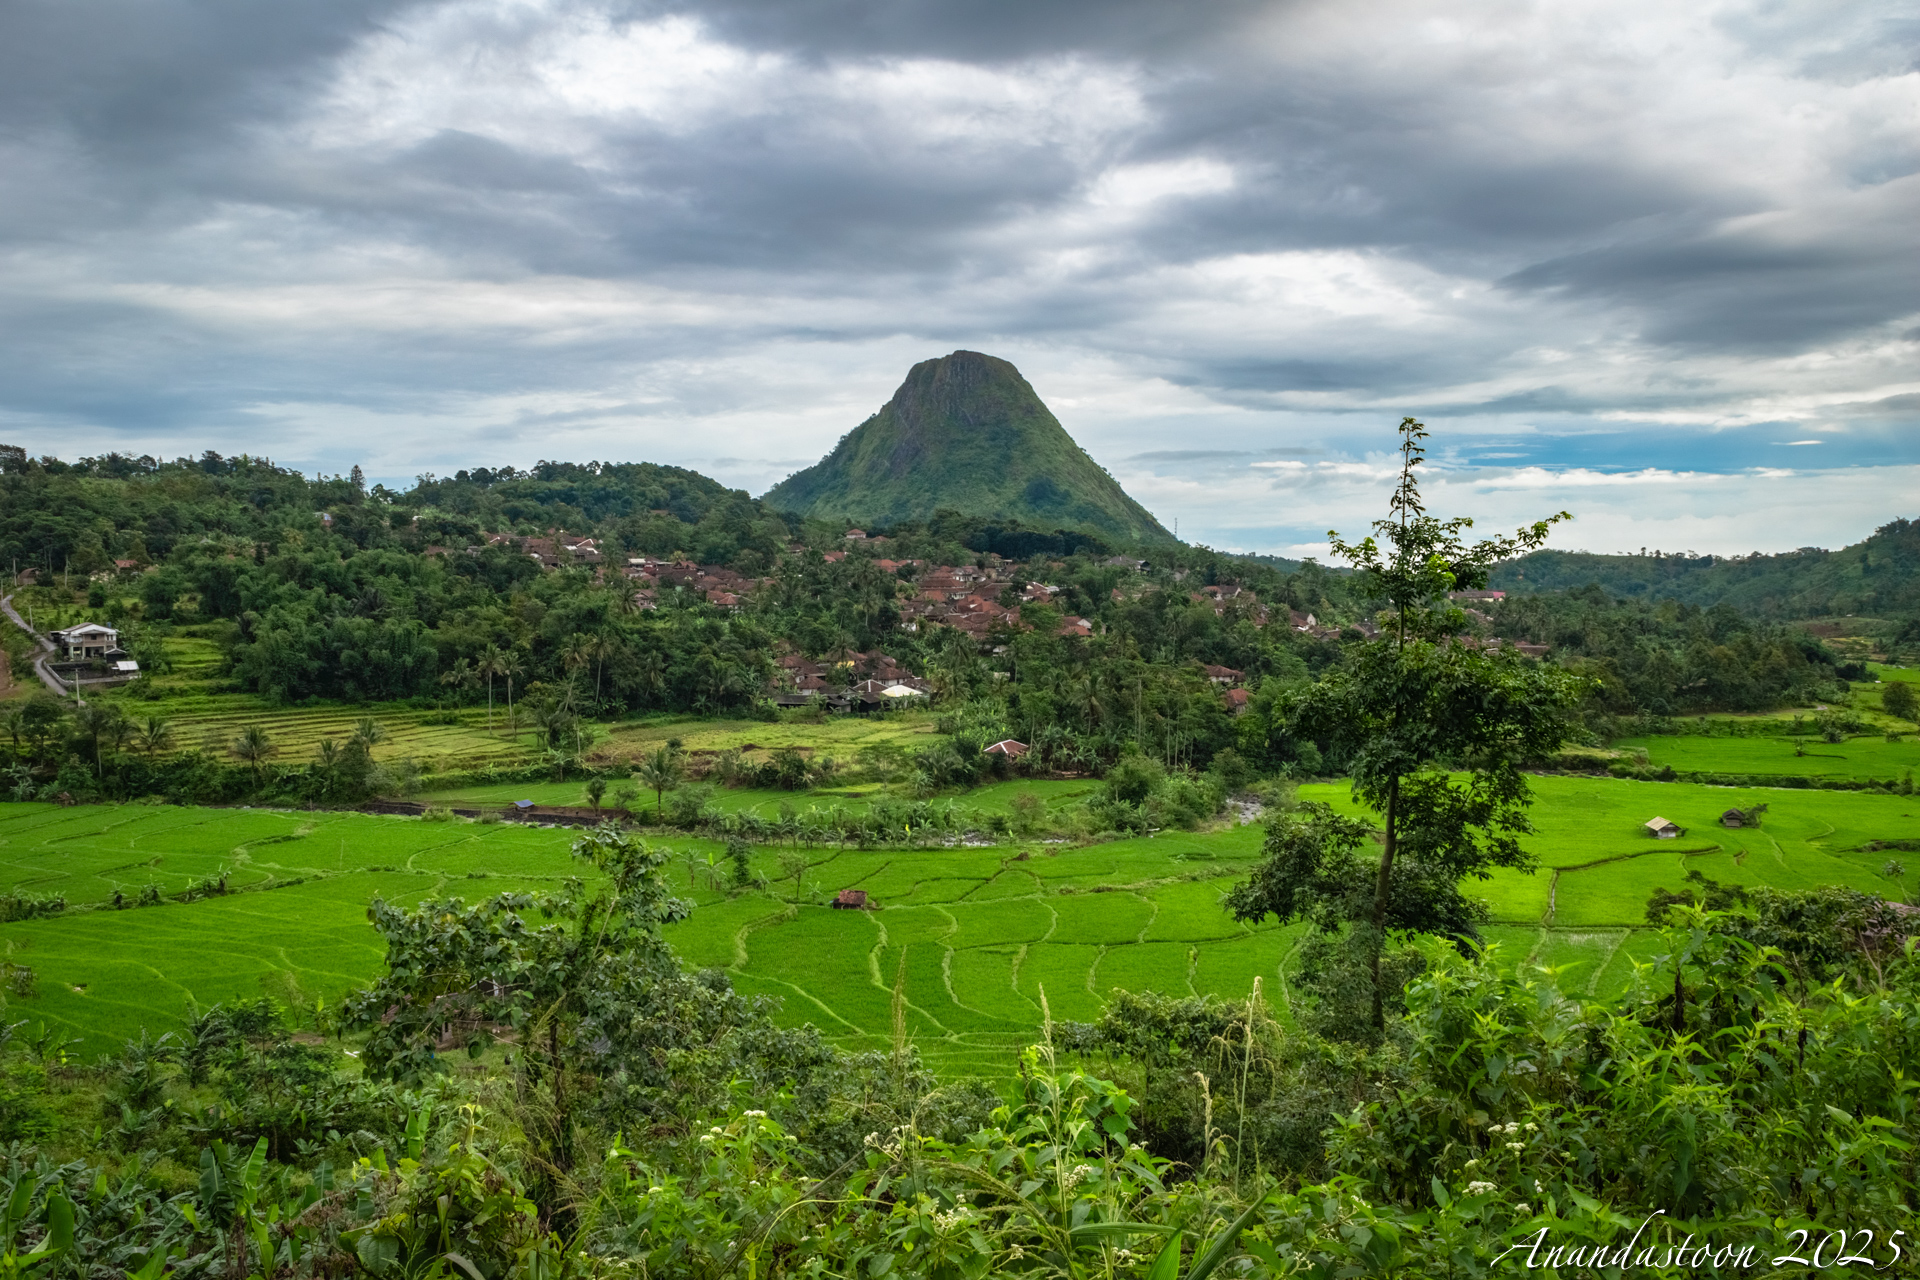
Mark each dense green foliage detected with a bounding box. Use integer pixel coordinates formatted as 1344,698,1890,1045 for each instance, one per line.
762,351,1173,542
1491,587,1863,724
0,817,1915,1278
1492,515,1920,619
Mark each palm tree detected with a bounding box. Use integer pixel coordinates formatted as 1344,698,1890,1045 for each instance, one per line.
350,717,385,755
633,745,683,823
439,657,476,703
231,725,275,782
560,633,594,709
313,739,341,798
589,631,619,704
138,715,173,757
634,648,666,708
75,704,129,778
476,645,510,733
503,648,524,740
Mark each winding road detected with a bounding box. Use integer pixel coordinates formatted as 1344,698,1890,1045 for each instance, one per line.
0,592,81,700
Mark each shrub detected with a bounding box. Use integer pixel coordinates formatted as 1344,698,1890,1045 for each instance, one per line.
665,782,716,829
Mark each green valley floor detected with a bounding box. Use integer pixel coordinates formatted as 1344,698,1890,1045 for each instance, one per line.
1,771,1914,1076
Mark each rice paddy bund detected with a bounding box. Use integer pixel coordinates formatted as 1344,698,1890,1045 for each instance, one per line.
3,764,1918,1075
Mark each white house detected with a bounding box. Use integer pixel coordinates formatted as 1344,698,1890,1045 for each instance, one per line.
52,622,121,661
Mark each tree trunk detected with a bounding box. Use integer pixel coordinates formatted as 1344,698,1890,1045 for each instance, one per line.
549,1019,569,1172
1369,775,1400,1031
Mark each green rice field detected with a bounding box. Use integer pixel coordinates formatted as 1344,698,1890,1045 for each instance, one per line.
3,763,1916,1075
1618,732,1920,780
415,777,1101,818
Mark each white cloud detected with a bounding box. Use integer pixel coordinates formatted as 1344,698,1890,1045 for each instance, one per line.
0,0,1913,564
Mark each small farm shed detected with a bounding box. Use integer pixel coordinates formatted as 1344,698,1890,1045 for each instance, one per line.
1720,809,1746,828
984,739,1029,758
1645,817,1681,839
832,889,869,910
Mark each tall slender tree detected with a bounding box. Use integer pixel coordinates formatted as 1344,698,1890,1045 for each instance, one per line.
1229,418,1582,1030
477,645,509,733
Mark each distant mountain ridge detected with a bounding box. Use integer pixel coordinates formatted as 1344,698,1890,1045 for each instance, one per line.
1491,517,1920,617
762,351,1173,543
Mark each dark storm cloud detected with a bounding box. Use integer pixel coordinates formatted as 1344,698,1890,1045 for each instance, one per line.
629,0,1271,63
1502,179,1920,351
0,0,1914,551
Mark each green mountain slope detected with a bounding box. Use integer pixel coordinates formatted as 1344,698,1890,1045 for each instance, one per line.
761,351,1173,543
1490,517,1920,617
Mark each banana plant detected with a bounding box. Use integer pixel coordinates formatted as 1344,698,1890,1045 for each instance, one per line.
0,1173,73,1280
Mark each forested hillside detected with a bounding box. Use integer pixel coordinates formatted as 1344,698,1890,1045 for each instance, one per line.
0,443,1876,800
763,351,1173,542
1491,516,1920,618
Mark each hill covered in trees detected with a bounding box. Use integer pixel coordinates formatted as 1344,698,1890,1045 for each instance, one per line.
762,351,1172,542
1491,516,1920,618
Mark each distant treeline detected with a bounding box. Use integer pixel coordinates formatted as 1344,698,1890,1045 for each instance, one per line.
1491,586,1861,725
1491,515,1920,620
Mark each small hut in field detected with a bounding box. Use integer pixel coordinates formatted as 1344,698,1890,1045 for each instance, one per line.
832,889,870,910
1645,817,1681,839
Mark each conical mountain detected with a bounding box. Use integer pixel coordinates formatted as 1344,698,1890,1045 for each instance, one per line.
763,351,1173,542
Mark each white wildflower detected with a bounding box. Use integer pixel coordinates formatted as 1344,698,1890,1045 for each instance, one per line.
1515,1203,1531,1216
743,1110,767,1119
864,1132,883,1148
1524,1122,1539,1133
932,1207,976,1232
1463,1159,1481,1171
1533,1179,1544,1195
1506,1142,1525,1153
697,1135,714,1144
1465,1181,1498,1196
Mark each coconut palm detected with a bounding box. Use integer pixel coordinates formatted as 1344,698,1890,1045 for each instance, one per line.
138,715,173,757
559,633,594,710
476,645,510,733
589,631,620,704
231,725,276,782
633,744,683,823
439,657,477,702
349,717,385,755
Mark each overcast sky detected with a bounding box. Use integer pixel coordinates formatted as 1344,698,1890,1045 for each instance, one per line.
3,0,1917,557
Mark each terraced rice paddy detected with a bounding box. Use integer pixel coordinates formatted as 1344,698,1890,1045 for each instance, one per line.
99,636,944,777
5,765,1918,1076
101,637,531,771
